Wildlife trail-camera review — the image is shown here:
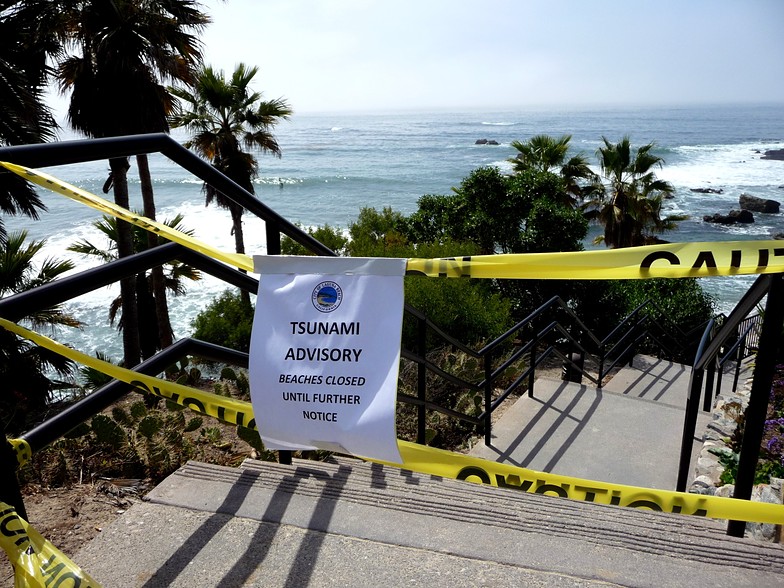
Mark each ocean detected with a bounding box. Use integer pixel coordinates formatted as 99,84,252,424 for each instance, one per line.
4,103,784,362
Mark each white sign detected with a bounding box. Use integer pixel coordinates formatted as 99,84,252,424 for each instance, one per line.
249,256,406,463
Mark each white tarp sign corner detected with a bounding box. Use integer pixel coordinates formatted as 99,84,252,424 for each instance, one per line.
249,256,406,464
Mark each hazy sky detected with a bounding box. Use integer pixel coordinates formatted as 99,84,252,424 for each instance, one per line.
199,0,784,113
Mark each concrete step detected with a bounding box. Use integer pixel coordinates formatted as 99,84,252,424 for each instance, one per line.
470,376,711,489
75,458,784,587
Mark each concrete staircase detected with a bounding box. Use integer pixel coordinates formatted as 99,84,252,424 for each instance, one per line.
74,355,783,587
76,458,784,587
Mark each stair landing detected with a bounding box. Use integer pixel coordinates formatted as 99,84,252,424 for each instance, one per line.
468,355,738,490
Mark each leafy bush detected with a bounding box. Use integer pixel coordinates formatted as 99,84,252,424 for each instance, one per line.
403,275,511,350
396,348,484,450
191,289,255,353
347,206,409,256
280,223,348,256
577,278,714,362
346,230,513,349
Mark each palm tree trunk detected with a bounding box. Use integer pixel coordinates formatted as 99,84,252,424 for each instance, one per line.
109,157,141,367
230,205,246,256
137,153,173,349
229,205,251,304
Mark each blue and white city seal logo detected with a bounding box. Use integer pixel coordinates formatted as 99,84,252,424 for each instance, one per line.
312,281,343,312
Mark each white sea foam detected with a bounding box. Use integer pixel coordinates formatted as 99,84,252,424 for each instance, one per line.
481,121,515,126
490,159,515,173
662,142,784,189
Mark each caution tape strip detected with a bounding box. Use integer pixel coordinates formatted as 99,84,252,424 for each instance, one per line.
0,501,102,587
10,438,32,468
405,242,784,280
2,160,784,280
2,319,783,525
0,161,253,272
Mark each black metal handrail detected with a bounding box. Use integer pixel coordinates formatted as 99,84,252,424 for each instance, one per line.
0,133,336,257
672,272,784,537
400,288,705,447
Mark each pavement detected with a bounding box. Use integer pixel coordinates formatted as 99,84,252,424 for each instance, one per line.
468,354,720,490
73,355,783,587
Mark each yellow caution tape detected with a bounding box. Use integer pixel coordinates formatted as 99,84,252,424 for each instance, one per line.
390,442,784,523
2,319,783,525
406,241,784,279
0,161,253,272
9,438,32,468
0,318,256,433
0,501,101,588
2,160,784,280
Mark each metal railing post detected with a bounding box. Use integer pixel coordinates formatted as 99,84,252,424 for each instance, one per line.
0,438,26,520
528,338,536,397
265,222,281,256
676,369,704,491
703,357,716,412
727,273,784,537
732,331,748,393
484,350,493,446
417,315,427,445
676,317,716,492
714,361,724,399
598,342,605,388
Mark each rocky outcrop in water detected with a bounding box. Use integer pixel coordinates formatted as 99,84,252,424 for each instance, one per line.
761,148,784,161
739,193,780,213
703,210,754,224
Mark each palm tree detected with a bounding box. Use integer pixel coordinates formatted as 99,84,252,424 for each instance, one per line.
56,0,209,367
169,63,293,258
0,231,80,433
0,0,65,240
587,136,681,248
68,214,201,360
508,134,597,203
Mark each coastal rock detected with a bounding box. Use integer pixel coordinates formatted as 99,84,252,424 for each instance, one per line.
487,140,499,145
761,148,784,161
715,484,735,499
695,452,724,481
475,139,499,145
690,187,724,194
689,475,717,496
703,210,754,224
739,193,780,213
773,233,784,240
746,481,783,542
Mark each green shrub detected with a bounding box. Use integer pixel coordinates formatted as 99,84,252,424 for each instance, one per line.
403,276,511,350
281,223,349,255
596,277,714,335
192,289,255,353
347,206,409,256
